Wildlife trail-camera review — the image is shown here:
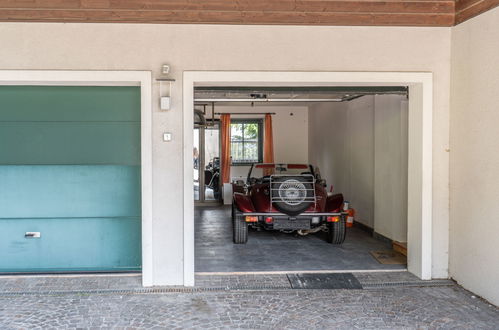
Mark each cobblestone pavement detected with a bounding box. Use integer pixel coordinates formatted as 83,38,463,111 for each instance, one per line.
195,274,292,289
0,274,143,293
0,273,498,329
0,285,498,329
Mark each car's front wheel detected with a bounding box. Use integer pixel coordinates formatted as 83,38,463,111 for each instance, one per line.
327,215,346,244
232,205,248,244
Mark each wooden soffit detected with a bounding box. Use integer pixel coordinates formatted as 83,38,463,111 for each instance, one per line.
0,0,496,27
455,0,499,23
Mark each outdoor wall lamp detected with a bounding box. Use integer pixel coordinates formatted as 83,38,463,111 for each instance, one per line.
156,64,175,110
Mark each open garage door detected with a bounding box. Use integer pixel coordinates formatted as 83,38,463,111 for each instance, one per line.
192,85,410,275
0,86,141,272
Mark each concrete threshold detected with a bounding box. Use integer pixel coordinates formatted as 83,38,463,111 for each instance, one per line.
195,269,409,276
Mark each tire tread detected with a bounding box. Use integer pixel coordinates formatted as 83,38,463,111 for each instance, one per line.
232,204,248,244
327,216,346,244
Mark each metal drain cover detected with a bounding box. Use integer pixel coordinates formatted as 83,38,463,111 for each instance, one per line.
287,273,362,289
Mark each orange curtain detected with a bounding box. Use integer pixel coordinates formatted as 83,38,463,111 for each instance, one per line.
263,114,275,176
220,114,231,183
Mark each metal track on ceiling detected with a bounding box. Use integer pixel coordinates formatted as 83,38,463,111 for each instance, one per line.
194,86,408,104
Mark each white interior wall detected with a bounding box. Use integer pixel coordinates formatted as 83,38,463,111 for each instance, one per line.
309,95,408,242
450,7,499,306
346,97,376,227
374,95,409,242
0,22,450,283
308,97,374,226
308,101,349,195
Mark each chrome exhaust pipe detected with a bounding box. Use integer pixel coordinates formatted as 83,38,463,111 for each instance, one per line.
297,225,326,236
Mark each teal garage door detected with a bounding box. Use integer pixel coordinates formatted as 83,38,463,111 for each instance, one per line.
0,86,141,272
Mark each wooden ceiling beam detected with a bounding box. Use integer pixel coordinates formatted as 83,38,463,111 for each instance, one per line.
0,9,455,26
0,0,495,26
0,0,455,14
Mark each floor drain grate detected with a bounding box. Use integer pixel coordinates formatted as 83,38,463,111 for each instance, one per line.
0,285,295,297
361,280,454,289
0,279,455,296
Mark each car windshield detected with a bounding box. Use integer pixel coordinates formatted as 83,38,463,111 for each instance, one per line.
247,164,313,180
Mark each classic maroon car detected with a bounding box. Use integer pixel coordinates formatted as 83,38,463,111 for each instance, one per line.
232,163,346,244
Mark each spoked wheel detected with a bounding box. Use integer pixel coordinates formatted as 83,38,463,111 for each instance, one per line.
232,204,248,244
271,176,314,216
327,215,346,244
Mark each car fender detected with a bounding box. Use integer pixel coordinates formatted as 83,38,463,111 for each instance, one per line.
325,193,344,212
233,193,256,213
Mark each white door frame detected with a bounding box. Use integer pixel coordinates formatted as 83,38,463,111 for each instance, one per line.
0,70,154,286
183,71,433,285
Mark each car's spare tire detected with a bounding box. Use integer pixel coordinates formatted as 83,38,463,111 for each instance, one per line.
271,176,314,216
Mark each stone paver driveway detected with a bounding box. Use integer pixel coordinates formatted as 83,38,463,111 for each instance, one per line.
0,273,497,329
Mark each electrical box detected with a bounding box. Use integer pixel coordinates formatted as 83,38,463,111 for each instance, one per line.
161,96,171,110
163,132,172,142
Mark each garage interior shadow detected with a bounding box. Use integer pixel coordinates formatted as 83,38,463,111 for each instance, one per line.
193,86,408,274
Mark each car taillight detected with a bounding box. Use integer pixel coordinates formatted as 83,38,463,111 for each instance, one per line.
327,216,340,223
265,217,273,224
245,216,258,222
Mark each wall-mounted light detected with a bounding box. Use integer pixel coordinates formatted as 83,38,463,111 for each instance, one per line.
156,64,175,110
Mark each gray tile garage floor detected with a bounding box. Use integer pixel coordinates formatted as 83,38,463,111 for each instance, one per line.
0,273,498,329
195,205,406,273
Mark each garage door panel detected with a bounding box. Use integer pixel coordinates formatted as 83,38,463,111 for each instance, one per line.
0,165,141,218
0,86,140,122
0,217,141,272
0,122,140,165
0,85,142,272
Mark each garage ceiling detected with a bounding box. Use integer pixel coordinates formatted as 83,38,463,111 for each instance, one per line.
0,0,495,27
194,86,408,105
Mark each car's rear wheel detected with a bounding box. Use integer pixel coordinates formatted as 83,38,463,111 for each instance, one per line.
327,215,346,244
232,204,248,244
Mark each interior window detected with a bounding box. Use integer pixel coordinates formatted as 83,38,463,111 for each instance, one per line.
230,119,263,165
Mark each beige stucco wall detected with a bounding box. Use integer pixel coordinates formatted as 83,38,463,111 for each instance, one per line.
0,22,451,284
450,7,499,305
